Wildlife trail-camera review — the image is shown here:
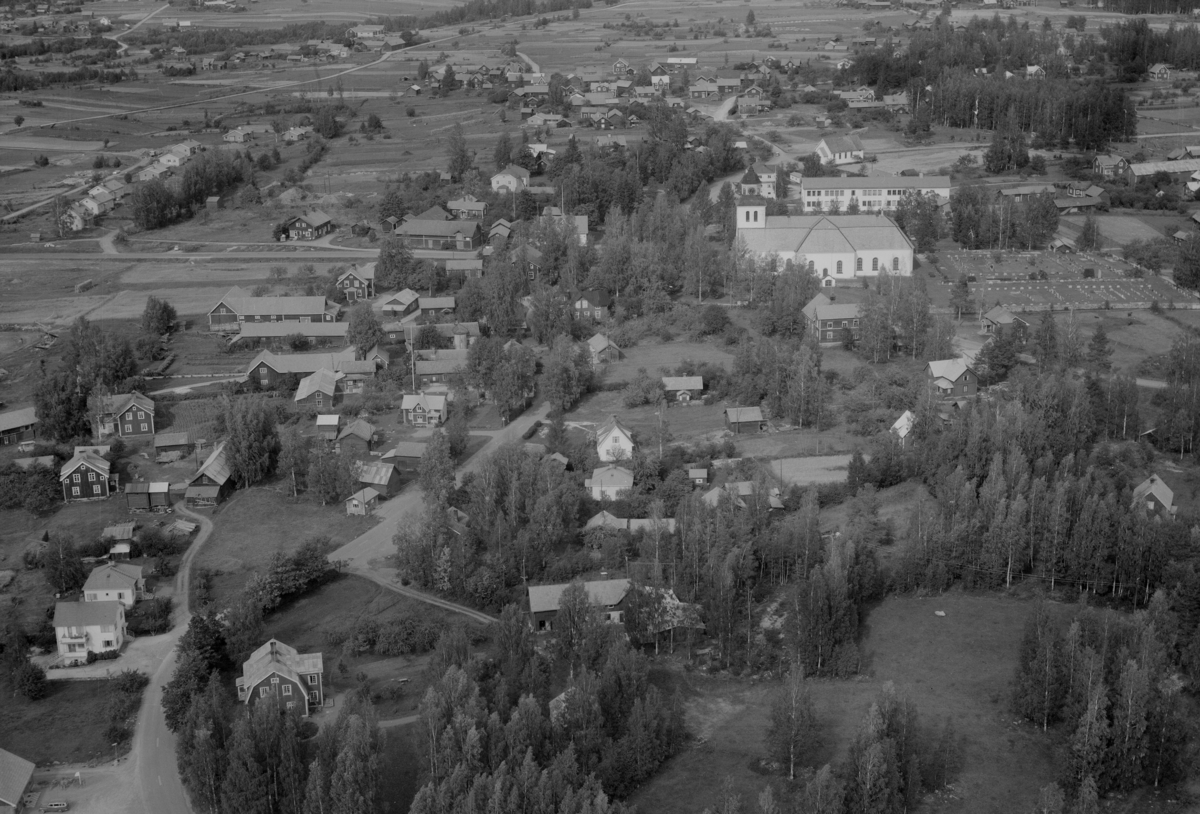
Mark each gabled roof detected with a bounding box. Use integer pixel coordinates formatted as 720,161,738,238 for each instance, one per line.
337,262,376,283
420,296,457,310
802,293,833,321
54,599,122,629
927,358,973,383
59,451,110,482
412,205,452,221
103,391,154,417
381,288,420,307
813,303,861,321
190,440,231,486
740,214,914,257
588,333,618,353
356,461,396,487
587,464,634,490
982,305,1027,326
400,393,447,412
494,163,531,180
155,431,189,448
0,746,35,809
246,348,359,376
0,406,37,434
576,289,612,307
347,487,381,504
382,441,429,459
288,209,332,228
527,578,630,614
1132,474,1174,511
212,286,328,318
891,409,914,438
84,562,143,593
337,418,374,442
820,134,865,154
238,639,323,692
596,415,633,448
725,406,764,423
662,376,703,390
295,369,343,401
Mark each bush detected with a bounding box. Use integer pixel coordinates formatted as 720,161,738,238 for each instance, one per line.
15,661,47,700
375,616,440,656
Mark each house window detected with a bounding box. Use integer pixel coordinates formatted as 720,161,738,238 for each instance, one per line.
315,395,323,408
595,310,602,319
282,684,292,696
892,257,900,271
310,691,319,701
836,261,843,274
103,639,114,648
74,473,81,482
287,701,295,710
260,687,269,697
271,677,279,684
87,593,97,601
102,624,114,633
72,487,80,496
872,258,879,271
141,424,148,432
125,424,133,433
88,472,96,482
308,674,318,685
137,411,144,419
856,258,862,272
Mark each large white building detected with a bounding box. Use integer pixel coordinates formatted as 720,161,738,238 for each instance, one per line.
735,205,914,284
795,175,951,214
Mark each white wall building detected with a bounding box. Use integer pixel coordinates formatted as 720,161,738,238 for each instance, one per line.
795,175,951,214
735,205,914,284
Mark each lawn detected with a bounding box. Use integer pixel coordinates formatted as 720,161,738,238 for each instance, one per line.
630,593,1058,814
193,487,377,606
0,677,128,764
600,341,735,385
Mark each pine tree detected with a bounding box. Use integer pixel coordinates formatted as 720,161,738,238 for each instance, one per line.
1034,312,1059,367
329,714,380,814
221,716,272,814
1077,213,1100,252
1085,324,1112,373
419,429,455,507
446,123,472,180
766,666,816,780
1073,775,1099,814
493,132,513,169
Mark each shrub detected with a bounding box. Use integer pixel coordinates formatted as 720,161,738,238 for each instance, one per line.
15,661,47,700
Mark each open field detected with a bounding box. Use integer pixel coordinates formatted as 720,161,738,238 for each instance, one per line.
570,391,729,445
774,454,852,487
969,276,1190,311
632,593,1059,814
1,677,128,764
193,487,377,605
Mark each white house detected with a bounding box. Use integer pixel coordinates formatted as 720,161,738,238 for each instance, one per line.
491,164,530,193
796,175,951,214
595,414,635,462
54,600,126,664
585,465,634,500
82,562,145,608
816,135,865,165
735,205,914,282
891,410,914,445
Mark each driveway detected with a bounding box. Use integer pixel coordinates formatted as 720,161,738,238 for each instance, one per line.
328,402,551,620
38,631,176,679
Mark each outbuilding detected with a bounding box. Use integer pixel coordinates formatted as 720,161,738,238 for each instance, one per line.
724,406,766,434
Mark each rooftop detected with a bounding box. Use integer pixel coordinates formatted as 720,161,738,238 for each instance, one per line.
54,599,123,629
527,578,631,614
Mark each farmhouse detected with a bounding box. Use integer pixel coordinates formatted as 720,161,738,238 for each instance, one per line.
662,376,704,402
96,391,155,438
1132,474,1175,517
588,333,621,366
491,164,531,193
797,175,951,213
805,300,862,346
346,487,380,516
60,451,114,502
54,600,126,664
725,406,766,434
926,359,978,398
400,392,447,426
1124,158,1200,183
585,465,634,500
1148,63,1170,80
585,510,678,535
125,481,171,512
209,286,334,328
1093,155,1128,177
736,206,914,278
816,135,865,165
446,194,488,219
527,578,630,631
283,211,334,241
595,415,635,462
83,562,145,607
357,461,402,497
0,405,37,445
393,218,482,250
574,289,612,321
379,289,420,318
294,369,344,409
335,262,376,300
186,441,233,508
235,639,325,715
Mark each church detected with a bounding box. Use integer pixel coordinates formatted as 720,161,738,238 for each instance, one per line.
734,205,914,285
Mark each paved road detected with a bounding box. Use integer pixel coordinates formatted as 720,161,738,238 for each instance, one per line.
328,402,551,621
0,247,477,261
131,503,214,814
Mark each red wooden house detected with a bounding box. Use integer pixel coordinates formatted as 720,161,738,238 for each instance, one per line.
60,451,115,502
96,392,155,438
235,639,325,716
186,441,233,508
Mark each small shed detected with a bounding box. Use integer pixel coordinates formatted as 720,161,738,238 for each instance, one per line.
588,333,621,366
316,414,341,442
345,487,380,516
662,376,704,403
689,468,708,485
101,521,136,541
336,418,375,457
724,406,766,434
109,542,132,560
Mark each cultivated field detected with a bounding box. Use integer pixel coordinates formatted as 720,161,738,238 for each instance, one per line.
773,454,852,487
632,593,1059,814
